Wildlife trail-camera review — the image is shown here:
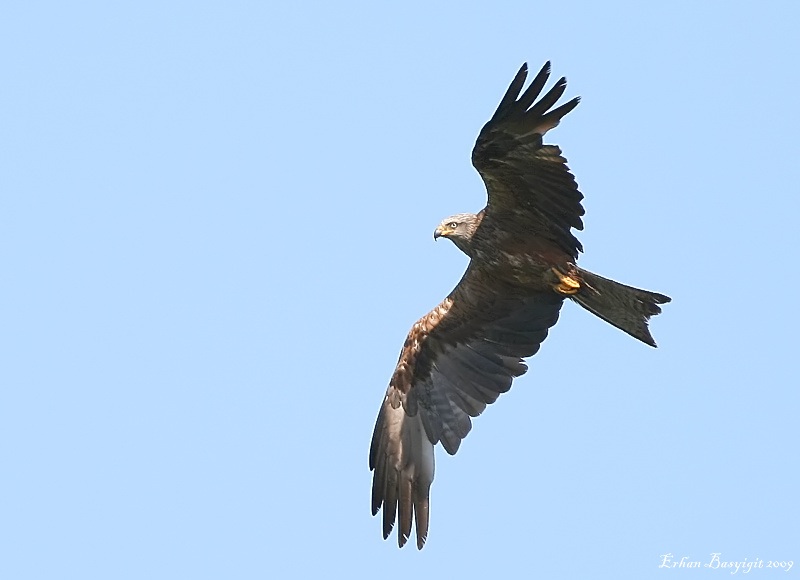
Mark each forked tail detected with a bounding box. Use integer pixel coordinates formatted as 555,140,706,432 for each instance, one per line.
571,268,671,347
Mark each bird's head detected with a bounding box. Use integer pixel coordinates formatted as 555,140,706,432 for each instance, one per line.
433,212,480,256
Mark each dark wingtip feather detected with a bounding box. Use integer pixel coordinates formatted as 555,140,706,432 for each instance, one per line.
539,61,551,77
527,76,568,118
414,496,430,550
382,477,397,540
545,95,581,122
398,529,408,548
491,63,529,121
516,61,553,112
398,478,413,547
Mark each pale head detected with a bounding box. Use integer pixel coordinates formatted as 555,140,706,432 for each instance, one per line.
433,212,480,256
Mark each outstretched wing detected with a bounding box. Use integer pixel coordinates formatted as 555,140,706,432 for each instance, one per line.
472,62,584,259
369,265,563,548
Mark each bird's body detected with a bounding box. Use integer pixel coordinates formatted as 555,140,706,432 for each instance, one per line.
370,62,670,549
475,232,574,288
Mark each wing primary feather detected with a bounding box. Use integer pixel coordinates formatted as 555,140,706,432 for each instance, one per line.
526,76,568,120
371,451,387,514
490,63,529,121
544,95,581,121
515,61,552,112
531,96,581,135
413,491,430,549
398,476,413,547
382,468,398,539
368,406,385,470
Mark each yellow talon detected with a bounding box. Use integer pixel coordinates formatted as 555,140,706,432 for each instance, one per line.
551,267,581,295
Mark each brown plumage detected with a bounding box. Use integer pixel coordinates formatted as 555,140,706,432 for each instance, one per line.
369,62,670,549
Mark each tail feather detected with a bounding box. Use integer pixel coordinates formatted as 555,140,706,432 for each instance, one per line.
571,268,671,347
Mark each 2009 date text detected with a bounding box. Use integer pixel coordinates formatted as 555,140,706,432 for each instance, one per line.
660,553,793,574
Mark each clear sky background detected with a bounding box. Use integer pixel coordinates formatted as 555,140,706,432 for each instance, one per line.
2,2,798,578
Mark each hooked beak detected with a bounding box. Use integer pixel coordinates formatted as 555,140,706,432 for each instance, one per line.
433,225,451,240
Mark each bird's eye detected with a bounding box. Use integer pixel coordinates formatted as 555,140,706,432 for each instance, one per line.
448,222,458,228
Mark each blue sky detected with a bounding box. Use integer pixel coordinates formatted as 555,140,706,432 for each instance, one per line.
2,1,798,578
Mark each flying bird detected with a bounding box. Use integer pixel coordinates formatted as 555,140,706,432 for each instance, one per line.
369,62,670,549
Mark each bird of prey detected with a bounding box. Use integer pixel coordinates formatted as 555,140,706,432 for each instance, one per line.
369,62,670,549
